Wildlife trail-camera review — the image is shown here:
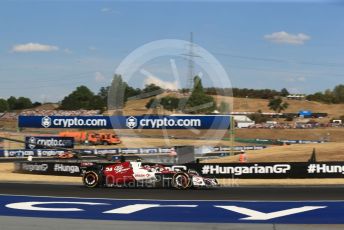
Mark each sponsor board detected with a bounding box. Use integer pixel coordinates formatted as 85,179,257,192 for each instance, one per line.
4,149,36,158
254,138,324,145
2,149,65,158
198,164,291,176
15,162,81,176
185,162,344,179
94,149,118,155
14,162,344,179
214,146,266,151
25,136,74,149
140,148,159,154
18,115,230,129
119,148,140,154
159,148,173,153
1,146,265,158
307,163,344,175
36,149,65,157
53,164,80,174
19,163,49,172
0,195,342,224
278,139,325,144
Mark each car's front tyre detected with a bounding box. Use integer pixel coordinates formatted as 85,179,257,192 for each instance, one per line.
172,172,191,189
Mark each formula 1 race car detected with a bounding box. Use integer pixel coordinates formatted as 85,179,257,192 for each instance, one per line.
81,161,218,189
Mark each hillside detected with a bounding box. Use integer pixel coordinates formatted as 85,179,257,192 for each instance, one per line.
115,128,344,142
123,94,344,118
214,96,344,118
204,142,344,163
235,128,344,142
123,92,180,115
33,103,59,110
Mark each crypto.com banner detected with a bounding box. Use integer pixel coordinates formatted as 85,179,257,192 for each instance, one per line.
25,136,74,149
18,115,230,129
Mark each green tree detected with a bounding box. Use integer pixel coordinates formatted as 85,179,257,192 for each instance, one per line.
6,96,32,110
185,76,216,114
32,102,42,107
60,86,96,110
0,99,9,112
124,85,141,100
142,84,162,94
268,97,289,113
16,97,33,109
307,92,325,102
323,89,335,103
249,112,268,123
145,96,180,111
160,96,180,111
333,84,344,103
280,88,289,97
90,95,106,111
98,86,110,104
7,96,17,110
145,98,158,109
306,84,344,104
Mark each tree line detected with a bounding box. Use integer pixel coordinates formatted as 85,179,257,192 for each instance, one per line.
0,96,41,113
306,85,344,104
1,73,343,114
59,75,162,111
57,75,221,114
204,87,290,99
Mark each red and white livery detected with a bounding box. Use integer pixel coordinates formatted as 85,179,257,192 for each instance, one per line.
81,161,218,189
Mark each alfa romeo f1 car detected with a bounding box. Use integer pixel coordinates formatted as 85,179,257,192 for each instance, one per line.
81,161,218,189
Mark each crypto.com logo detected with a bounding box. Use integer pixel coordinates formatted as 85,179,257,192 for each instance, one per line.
28,137,37,149
41,116,52,128
126,116,138,129
108,39,233,148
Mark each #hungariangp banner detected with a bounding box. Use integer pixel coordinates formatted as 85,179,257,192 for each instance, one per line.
13,161,344,179
18,115,231,129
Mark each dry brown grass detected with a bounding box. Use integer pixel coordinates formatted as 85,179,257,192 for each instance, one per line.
116,137,243,148
122,92,179,116
106,128,344,143
215,96,344,118
109,94,344,118
236,128,344,142
205,142,344,163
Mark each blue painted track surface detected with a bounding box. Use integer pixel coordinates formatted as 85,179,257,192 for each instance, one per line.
0,195,343,224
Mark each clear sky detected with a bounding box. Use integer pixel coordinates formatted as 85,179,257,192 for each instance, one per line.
0,0,343,102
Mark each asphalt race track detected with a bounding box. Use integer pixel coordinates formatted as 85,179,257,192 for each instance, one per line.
1,183,344,230
1,182,344,200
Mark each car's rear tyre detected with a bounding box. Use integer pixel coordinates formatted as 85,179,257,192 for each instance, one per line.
172,172,191,189
83,171,102,188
